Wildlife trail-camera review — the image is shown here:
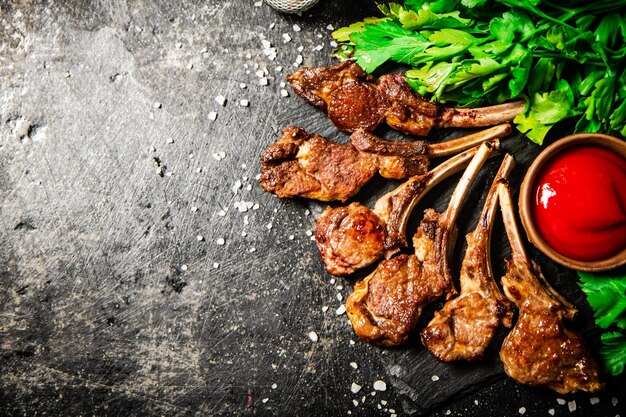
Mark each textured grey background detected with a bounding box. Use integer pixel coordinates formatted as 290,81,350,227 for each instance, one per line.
1,1,624,416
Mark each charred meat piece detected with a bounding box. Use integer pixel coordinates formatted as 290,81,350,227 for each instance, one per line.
421,155,515,361
260,124,511,202
287,61,525,135
497,180,603,394
315,143,500,276
346,142,495,346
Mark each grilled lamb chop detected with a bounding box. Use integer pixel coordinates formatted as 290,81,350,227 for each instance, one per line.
497,180,602,394
421,155,515,361
316,143,500,276
287,61,525,135
260,124,511,202
346,142,495,346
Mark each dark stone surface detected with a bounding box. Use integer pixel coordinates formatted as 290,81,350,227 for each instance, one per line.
0,1,624,416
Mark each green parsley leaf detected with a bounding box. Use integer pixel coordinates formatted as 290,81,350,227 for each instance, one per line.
600,331,626,376
578,271,626,331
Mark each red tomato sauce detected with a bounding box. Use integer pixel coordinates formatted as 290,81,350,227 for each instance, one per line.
532,145,626,262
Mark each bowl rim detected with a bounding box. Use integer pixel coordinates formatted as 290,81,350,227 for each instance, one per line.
519,133,626,272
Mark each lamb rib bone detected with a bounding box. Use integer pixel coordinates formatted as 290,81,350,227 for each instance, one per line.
420,154,515,362
345,142,495,346
315,141,501,276
497,180,603,394
287,61,525,135
259,124,511,202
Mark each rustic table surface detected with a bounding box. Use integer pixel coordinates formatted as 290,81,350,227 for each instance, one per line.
1,1,624,416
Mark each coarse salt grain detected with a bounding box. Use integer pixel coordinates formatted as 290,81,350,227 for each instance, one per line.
352,399,359,407
568,400,576,412
349,340,355,345
548,409,555,415
249,247,256,253
350,362,358,369
241,231,247,237
154,102,162,108
213,262,220,269
215,95,226,106
240,83,247,89
322,306,328,312
208,111,218,121
373,380,387,391
216,237,225,245
431,375,439,382
327,24,334,30
196,235,204,241
351,382,361,394
271,383,277,389
181,264,188,271
590,398,600,405
282,33,291,43
259,77,269,86
381,400,387,405
557,399,566,405
262,398,268,403
288,235,295,240
336,305,346,315
280,89,289,97
191,206,198,212
295,55,303,65
519,407,526,415
293,24,301,32
266,223,273,230
305,230,312,236
240,99,250,107
308,331,318,342
612,397,618,407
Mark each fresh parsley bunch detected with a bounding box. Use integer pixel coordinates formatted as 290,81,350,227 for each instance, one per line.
332,0,626,144
578,272,626,376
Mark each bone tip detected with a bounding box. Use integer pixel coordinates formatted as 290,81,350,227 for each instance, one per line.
488,139,501,152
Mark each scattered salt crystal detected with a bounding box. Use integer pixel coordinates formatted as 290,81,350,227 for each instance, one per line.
249,247,256,253
389,410,395,414
259,77,269,86
373,380,387,391
280,89,289,97
305,230,312,237
304,209,310,216
390,414,397,417
246,184,252,191
213,262,220,269
241,231,247,237
262,398,268,403
568,400,576,412
352,400,359,407
240,83,247,89
612,397,618,407
351,383,361,394
233,180,242,193
308,331,318,342
271,383,277,389
166,137,174,144
216,237,225,245
557,399,566,405
269,22,276,30
275,66,283,72
266,223,273,230
295,55,303,65
590,397,600,405
377,404,382,410
548,409,555,415
336,305,346,315
254,1,262,6
283,33,292,43
215,95,226,106
314,44,323,51
154,102,162,109
337,285,343,290
330,278,336,284
175,42,183,49
350,362,358,369
196,235,204,241
240,99,250,107
252,203,259,210
181,264,188,271
208,111,218,121
288,235,295,240
191,206,199,212
293,24,301,32
330,40,338,47
262,39,272,49
519,407,526,415
381,400,387,406
336,293,343,302
349,340,355,345
431,375,440,382
322,306,328,312
244,215,250,225
327,24,334,30
187,62,193,69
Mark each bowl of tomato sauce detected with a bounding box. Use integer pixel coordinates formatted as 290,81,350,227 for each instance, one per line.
519,133,626,272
